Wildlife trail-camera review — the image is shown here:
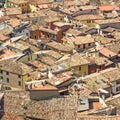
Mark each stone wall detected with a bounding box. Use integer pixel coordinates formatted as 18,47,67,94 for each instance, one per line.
4,90,77,120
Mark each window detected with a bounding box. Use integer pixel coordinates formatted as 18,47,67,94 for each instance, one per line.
6,78,9,83
84,72,86,76
87,20,91,23
116,80,120,85
28,57,30,61
6,72,9,75
47,34,50,37
83,44,86,49
18,81,21,86
116,86,120,92
79,66,81,71
88,43,91,46
0,70,3,74
1,76,3,79
26,33,29,36
80,99,85,105
78,45,80,48
18,75,21,78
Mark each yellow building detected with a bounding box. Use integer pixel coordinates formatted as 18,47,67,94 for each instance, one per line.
69,53,89,76
7,0,29,13
0,59,37,89
29,2,37,12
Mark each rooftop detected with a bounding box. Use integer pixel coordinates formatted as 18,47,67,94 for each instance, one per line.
75,15,104,21
8,42,29,51
8,0,28,4
0,48,16,59
39,27,58,35
45,50,62,60
0,59,33,75
53,22,73,27
95,19,120,24
5,7,22,16
0,27,12,35
64,28,81,36
99,47,117,58
94,35,113,44
74,35,95,45
69,53,90,67
44,16,60,23
40,55,56,66
1,112,23,120
99,5,119,11
46,41,73,53
79,5,97,10
29,60,48,71
29,0,53,5
31,84,58,91
46,71,73,86
0,34,9,42
6,18,21,28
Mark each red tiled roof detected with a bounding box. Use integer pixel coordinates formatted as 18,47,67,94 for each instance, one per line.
0,16,10,24
0,49,16,59
31,84,58,91
0,34,9,42
1,112,23,120
29,0,53,5
99,47,117,58
99,5,119,12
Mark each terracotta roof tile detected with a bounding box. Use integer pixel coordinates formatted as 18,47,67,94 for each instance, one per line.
29,0,53,5
0,34,9,42
74,35,95,45
0,59,33,75
1,112,23,120
99,47,117,58
31,84,58,91
75,15,104,21
0,49,16,59
8,0,28,4
99,5,119,12
5,7,22,16
6,19,21,28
